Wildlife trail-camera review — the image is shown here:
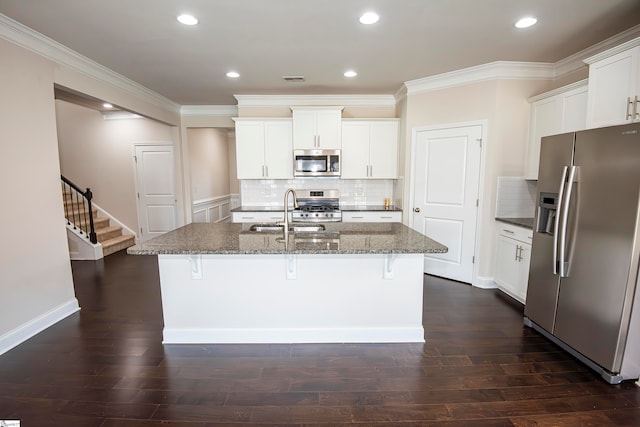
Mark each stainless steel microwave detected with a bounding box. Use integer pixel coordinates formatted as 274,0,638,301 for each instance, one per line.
294,149,340,177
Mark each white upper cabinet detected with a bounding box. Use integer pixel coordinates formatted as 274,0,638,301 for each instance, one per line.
234,119,293,179
525,81,588,180
585,38,640,129
341,119,399,179
291,106,343,149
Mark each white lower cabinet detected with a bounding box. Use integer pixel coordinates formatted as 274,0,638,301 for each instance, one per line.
232,211,284,223
494,223,532,304
342,211,402,222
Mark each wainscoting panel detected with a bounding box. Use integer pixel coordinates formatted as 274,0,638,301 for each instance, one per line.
192,194,239,223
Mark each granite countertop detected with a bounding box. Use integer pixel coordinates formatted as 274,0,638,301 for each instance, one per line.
231,205,403,213
496,217,534,229
127,222,447,255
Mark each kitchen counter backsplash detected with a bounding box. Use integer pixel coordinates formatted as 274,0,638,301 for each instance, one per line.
240,179,395,207
495,176,536,218
231,205,403,213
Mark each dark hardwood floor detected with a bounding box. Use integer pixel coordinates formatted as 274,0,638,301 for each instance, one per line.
1,251,639,426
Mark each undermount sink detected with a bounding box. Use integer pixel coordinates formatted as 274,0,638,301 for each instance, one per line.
249,223,326,233
249,223,284,232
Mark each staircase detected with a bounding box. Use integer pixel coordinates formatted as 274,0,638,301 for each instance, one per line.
63,189,135,257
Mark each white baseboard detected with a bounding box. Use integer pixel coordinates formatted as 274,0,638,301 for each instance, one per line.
0,299,80,356
163,327,425,344
473,276,498,289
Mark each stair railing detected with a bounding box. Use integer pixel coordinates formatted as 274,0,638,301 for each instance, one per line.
61,175,97,244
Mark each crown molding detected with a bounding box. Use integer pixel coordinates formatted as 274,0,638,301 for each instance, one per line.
180,105,238,116
527,79,588,103
234,94,396,107
583,34,640,65
394,85,408,103
0,13,180,114
404,61,555,95
556,26,640,75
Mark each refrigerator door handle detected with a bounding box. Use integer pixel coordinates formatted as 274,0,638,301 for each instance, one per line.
554,166,569,275
558,166,577,277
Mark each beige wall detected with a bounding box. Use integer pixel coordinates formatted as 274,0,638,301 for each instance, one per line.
394,95,408,208
402,79,550,281
228,133,239,194
56,100,178,233
54,68,180,127
181,115,235,128
187,128,237,201
0,39,77,343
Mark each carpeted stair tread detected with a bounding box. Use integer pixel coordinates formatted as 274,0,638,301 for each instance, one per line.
96,225,124,242
101,235,136,256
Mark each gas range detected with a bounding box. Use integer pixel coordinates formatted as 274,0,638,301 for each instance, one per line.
291,189,342,222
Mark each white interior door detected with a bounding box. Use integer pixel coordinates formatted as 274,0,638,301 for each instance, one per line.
411,124,482,283
134,144,177,242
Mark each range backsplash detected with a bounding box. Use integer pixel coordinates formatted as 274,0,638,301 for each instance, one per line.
240,179,395,207
495,176,536,218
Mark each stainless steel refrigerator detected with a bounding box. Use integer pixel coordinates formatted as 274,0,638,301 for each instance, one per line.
524,122,640,384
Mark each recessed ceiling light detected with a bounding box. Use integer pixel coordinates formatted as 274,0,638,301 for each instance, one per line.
226,71,240,78
359,12,379,25
102,103,113,109
515,16,537,29
177,14,198,26
344,70,357,78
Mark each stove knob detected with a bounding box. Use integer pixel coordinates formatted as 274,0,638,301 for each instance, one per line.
315,213,319,217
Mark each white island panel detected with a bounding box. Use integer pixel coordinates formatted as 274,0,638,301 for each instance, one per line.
158,253,425,344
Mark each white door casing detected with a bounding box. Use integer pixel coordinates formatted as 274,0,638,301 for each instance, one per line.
134,144,177,242
410,123,483,284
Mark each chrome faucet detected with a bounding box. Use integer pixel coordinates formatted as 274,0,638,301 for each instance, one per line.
278,188,298,239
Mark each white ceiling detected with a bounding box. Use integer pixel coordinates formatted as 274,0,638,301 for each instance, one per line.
1,0,639,106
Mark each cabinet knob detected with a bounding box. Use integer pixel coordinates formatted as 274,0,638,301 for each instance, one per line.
413,207,420,213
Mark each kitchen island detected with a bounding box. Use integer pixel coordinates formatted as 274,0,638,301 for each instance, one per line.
128,222,446,344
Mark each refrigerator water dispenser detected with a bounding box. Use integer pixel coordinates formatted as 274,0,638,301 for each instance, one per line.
537,192,558,235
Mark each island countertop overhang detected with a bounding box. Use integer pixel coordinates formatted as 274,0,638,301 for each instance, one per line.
127,222,447,255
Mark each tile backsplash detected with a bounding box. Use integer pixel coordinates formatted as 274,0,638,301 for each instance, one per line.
240,179,395,207
495,177,537,218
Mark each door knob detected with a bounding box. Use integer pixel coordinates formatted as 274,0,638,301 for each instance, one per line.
413,207,420,213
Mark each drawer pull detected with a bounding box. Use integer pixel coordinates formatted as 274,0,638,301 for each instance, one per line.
503,229,514,234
